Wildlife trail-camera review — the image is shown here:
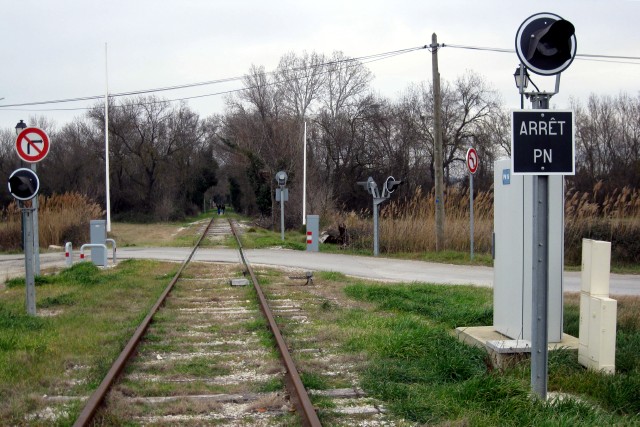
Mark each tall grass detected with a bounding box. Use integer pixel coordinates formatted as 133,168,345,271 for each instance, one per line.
565,184,640,265
332,183,640,265
380,186,493,253
331,186,493,254
0,192,103,250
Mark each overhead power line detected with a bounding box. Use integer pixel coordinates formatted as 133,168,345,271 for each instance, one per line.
443,43,640,63
0,46,427,112
2,42,636,113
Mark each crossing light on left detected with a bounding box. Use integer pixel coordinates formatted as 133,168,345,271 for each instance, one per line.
8,168,40,201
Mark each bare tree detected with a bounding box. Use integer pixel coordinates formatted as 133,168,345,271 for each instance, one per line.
323,51,373,119
276,51,326,120
84,96,217,219
573,93,640,191
396,71,503,190
313,53,374,204
226,64,301,223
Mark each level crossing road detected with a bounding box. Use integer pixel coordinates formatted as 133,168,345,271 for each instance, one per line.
1,247,637,296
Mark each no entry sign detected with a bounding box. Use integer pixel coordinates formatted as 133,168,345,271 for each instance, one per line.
15,127,50,163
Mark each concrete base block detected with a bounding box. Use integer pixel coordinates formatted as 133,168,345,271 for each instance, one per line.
486,339,531,354
455,326,579,370
230,278,249,287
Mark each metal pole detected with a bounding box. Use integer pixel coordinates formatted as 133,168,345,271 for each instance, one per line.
23,207,36,315
30,163,40,275
373,199,379,256
280,192,285,241
530,93,550,400
32,167,40,275
302,121,307,225
518,64,525,109
470,172,474,261
531,175,549,399
105,42,112,232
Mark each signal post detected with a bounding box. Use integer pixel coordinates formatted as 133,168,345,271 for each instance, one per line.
513,12,577,399
8,124,50,315
357,176,403,256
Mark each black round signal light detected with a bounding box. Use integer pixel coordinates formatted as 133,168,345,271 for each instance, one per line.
516,12,577,76
8,168,40,201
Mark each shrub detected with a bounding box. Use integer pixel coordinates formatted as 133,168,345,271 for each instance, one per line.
0,192,103,250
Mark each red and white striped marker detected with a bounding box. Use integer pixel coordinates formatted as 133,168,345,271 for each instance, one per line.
306,231,313,245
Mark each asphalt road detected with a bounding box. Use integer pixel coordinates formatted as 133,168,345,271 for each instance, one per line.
1,247,638,296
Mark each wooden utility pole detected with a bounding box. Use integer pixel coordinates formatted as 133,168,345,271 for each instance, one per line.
431,33,445,251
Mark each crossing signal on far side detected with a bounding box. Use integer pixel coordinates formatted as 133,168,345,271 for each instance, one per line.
384,176,403,195
516,12,576,76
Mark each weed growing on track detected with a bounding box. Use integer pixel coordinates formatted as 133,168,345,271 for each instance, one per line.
341,282,640,426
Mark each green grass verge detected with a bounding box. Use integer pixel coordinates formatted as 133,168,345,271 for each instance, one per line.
340,282,640,426
239,226,306,250
106,211,640,272
0,260,176,423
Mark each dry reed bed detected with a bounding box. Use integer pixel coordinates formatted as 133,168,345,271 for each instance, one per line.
0,184,638,264
338,184,640,264
0,192,102,250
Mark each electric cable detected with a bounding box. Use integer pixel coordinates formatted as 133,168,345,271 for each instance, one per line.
0,45,427,112
2,42,636,114
444,43,640,62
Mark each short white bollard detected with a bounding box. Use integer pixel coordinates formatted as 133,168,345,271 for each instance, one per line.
65,242,73,267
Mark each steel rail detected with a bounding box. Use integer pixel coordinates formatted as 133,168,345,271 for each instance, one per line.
73,217,216,426
228,219,322,427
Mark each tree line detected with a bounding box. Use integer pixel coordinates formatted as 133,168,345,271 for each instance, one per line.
1,50,637,225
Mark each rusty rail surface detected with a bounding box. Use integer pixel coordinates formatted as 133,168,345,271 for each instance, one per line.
73,217,215,427
228,219,322,427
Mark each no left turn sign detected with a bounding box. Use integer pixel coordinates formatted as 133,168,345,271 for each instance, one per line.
466,147,479,174
15,127,50,163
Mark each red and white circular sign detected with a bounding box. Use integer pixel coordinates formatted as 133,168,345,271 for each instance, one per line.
15,127,50,163
466,147,479,174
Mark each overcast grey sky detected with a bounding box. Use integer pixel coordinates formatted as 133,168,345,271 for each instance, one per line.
0,0,638,129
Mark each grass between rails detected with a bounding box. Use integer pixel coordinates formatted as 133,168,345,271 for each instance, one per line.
0,260,176,424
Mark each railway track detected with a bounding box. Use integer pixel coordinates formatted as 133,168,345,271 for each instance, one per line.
70,216,398,426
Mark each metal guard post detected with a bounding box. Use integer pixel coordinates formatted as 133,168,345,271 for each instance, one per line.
106,239,117,264
79,244,108,267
